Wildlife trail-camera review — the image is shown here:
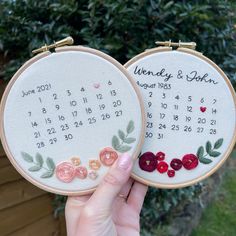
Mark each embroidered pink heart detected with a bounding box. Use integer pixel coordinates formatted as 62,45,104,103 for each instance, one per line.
200,107,207,112
93,83,100,89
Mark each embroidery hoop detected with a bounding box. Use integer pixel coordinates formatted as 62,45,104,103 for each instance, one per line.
125,45,236,189
0,43,145,196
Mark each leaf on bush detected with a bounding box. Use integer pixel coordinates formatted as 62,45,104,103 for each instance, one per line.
118,130,125,141
112,135,120,150
206,141,212,154
214,138,223,149
196,146,204,159
117,145,132,153
46,157,55,171
21,152,33,163
208,150,221,157
41,171,54,178
199,157,212,164
28,166,41,171
126,120,134,134
124,137,136,144
35,153,43,167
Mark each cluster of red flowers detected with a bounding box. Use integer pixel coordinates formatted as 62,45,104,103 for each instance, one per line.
139,151,199,178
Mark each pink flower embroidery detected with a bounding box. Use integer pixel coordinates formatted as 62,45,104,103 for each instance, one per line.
75,166,88,179
99,147,118,166
56,162,76,183
89,160,101,170
71,157,81,166
88,170,98,180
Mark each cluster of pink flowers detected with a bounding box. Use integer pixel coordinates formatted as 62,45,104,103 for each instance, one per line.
56,161,88,183
55,147,118,183
139,151,199,178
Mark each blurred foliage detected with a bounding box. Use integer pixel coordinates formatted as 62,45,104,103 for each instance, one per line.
0,0,235,233
141,183,203,235
0,0,235,86
191,153,236,236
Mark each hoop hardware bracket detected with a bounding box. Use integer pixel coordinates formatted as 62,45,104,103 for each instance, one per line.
32,36,74,54
155,40,196,50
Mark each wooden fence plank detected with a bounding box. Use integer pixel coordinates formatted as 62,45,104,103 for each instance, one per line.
9,215,60,236
0,195,53,235
0,80,7,158
0,156,10,168
0,141,5,157
59,215,67,236
0,179,46,211
0,164,22,185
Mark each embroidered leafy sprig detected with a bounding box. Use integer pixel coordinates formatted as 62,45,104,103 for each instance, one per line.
21,152,55,178
196,138,223,164
112,120,136,153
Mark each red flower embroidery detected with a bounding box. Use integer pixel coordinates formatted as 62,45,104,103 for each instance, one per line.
56,162,75,183
156,151,165,161
167,169,175,177
75,166,88,179
139,152,157,172
170,158,183,171
99,147,118,166
182,154,199,170
157,161,168,173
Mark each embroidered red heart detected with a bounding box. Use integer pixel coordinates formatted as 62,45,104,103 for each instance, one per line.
200,107,207,112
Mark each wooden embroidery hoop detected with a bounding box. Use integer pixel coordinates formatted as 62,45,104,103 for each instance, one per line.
125,42,236,189
0,38,146,195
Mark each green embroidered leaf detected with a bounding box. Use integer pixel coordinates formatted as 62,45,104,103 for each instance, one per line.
199,157,212,164
118,130,125,141
206,141,212,154
197,146,204,159
208,150,221,157
214,138,224,149
112,135,120,150
28,166,41,171
21,152,33,163
35,153,43,167
126,120,135,134
116,145,132,153
123,137,136,144
41,171,54,178
46,157,55,171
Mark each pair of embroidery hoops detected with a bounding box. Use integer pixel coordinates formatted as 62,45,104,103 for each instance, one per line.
0,37,145,195
126,40,236,188
1,37,235,194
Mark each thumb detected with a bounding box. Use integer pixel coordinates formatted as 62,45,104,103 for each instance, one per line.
88,153,133,212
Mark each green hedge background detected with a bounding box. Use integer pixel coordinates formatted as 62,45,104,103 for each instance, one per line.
0,0,235,235
0,0,235,86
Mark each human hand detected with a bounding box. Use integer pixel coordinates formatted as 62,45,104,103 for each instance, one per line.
65,153,148,236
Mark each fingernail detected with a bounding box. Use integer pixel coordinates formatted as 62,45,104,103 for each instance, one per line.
117,153,132,170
